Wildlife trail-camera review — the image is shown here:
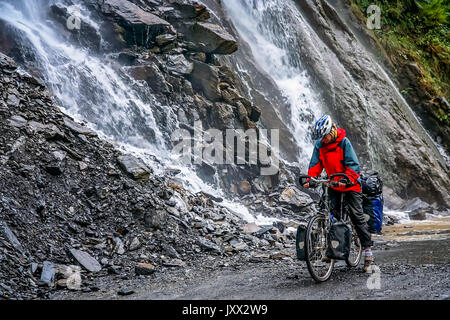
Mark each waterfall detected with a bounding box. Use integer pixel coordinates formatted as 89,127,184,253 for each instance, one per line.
222,0,323,166
0,0,280,223
0,0,169,158
3,0,445,221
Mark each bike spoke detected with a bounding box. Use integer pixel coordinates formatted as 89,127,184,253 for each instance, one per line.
306,216,334,281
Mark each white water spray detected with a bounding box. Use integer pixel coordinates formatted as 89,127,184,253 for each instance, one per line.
0,0,263,222
223,0,323,165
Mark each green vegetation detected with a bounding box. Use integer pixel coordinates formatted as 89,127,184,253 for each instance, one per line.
350,0,449,125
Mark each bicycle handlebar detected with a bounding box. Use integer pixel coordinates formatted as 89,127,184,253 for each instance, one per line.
299,173,353,187
329,173,352,184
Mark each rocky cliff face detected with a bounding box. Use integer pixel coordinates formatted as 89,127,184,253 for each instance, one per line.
335,0,450,157
0,51,207,298
1,0,449,300
2,0,446,207
189,0,450,208
290,0,450,207
0,52,316,299
0,0,264,299
0,0,280,193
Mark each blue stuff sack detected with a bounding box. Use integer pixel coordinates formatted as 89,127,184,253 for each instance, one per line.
363,194,384,233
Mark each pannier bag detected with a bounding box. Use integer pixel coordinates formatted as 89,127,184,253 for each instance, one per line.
360,171,383,195
363,194,384,233
325,222,351,260
361,170,384,233
296,225,307,260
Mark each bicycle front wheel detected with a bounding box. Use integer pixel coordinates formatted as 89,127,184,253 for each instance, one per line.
346,225,362,267
305,215,334,282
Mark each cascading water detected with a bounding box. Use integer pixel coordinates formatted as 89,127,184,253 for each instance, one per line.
0,0,283,224
0,0,168,158
221,0,449,220
222,0,323,167
4,0,443,225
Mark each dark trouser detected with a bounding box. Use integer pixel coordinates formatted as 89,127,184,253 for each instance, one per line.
329,188,373,248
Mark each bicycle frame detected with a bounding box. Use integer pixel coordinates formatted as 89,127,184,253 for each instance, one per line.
304,173,351,226
300,173,363,281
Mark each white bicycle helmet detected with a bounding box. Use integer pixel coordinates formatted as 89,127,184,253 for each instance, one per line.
312,114,333,140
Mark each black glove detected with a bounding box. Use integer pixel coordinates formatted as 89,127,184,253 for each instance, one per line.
299,177,307,186
308,180,317,188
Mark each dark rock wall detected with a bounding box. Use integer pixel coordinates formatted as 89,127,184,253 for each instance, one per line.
3,52,302,299
288,0,449,207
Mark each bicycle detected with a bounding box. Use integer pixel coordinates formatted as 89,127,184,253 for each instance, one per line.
299,173,363,282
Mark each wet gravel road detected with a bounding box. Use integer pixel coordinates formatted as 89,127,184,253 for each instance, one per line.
55,236,450,300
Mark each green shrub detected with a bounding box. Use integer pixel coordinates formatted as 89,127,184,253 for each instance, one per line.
351,0,450,124
415,0,449,27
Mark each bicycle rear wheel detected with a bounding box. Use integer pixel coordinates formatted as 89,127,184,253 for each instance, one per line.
346,224,362,267
305,215,334,282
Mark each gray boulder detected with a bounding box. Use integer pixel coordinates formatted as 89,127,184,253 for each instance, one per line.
112,237,125,255
402,197,431,220
126,63,170,93
279,187,313,208
197,237,221,254
37,261,55,287
188,22,238,54
128,237,141,251
63,118,96,136
7,94,20,107
168,1,211,21
27,121,66,141
117,154,151,181
8,115,28,128
156,34,177,46
69,249,102,273
213,103,235,129
229,238,248,251
189,60,221,101
0,222,24,253
235,101,248,121
99,0,172,47
167,54,194,75
0,52,16,70
401,197,430,212
252,176,273,193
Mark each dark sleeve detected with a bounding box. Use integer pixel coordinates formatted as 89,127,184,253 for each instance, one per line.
342,138,360,184
307,142,323,179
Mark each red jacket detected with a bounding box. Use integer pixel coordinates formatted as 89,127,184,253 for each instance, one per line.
307,128,361,192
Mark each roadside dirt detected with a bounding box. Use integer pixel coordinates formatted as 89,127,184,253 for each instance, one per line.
377,216,450,242
54,217,450,300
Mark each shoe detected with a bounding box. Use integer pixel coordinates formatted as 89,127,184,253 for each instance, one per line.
321,256,332,263
363,255,375,273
